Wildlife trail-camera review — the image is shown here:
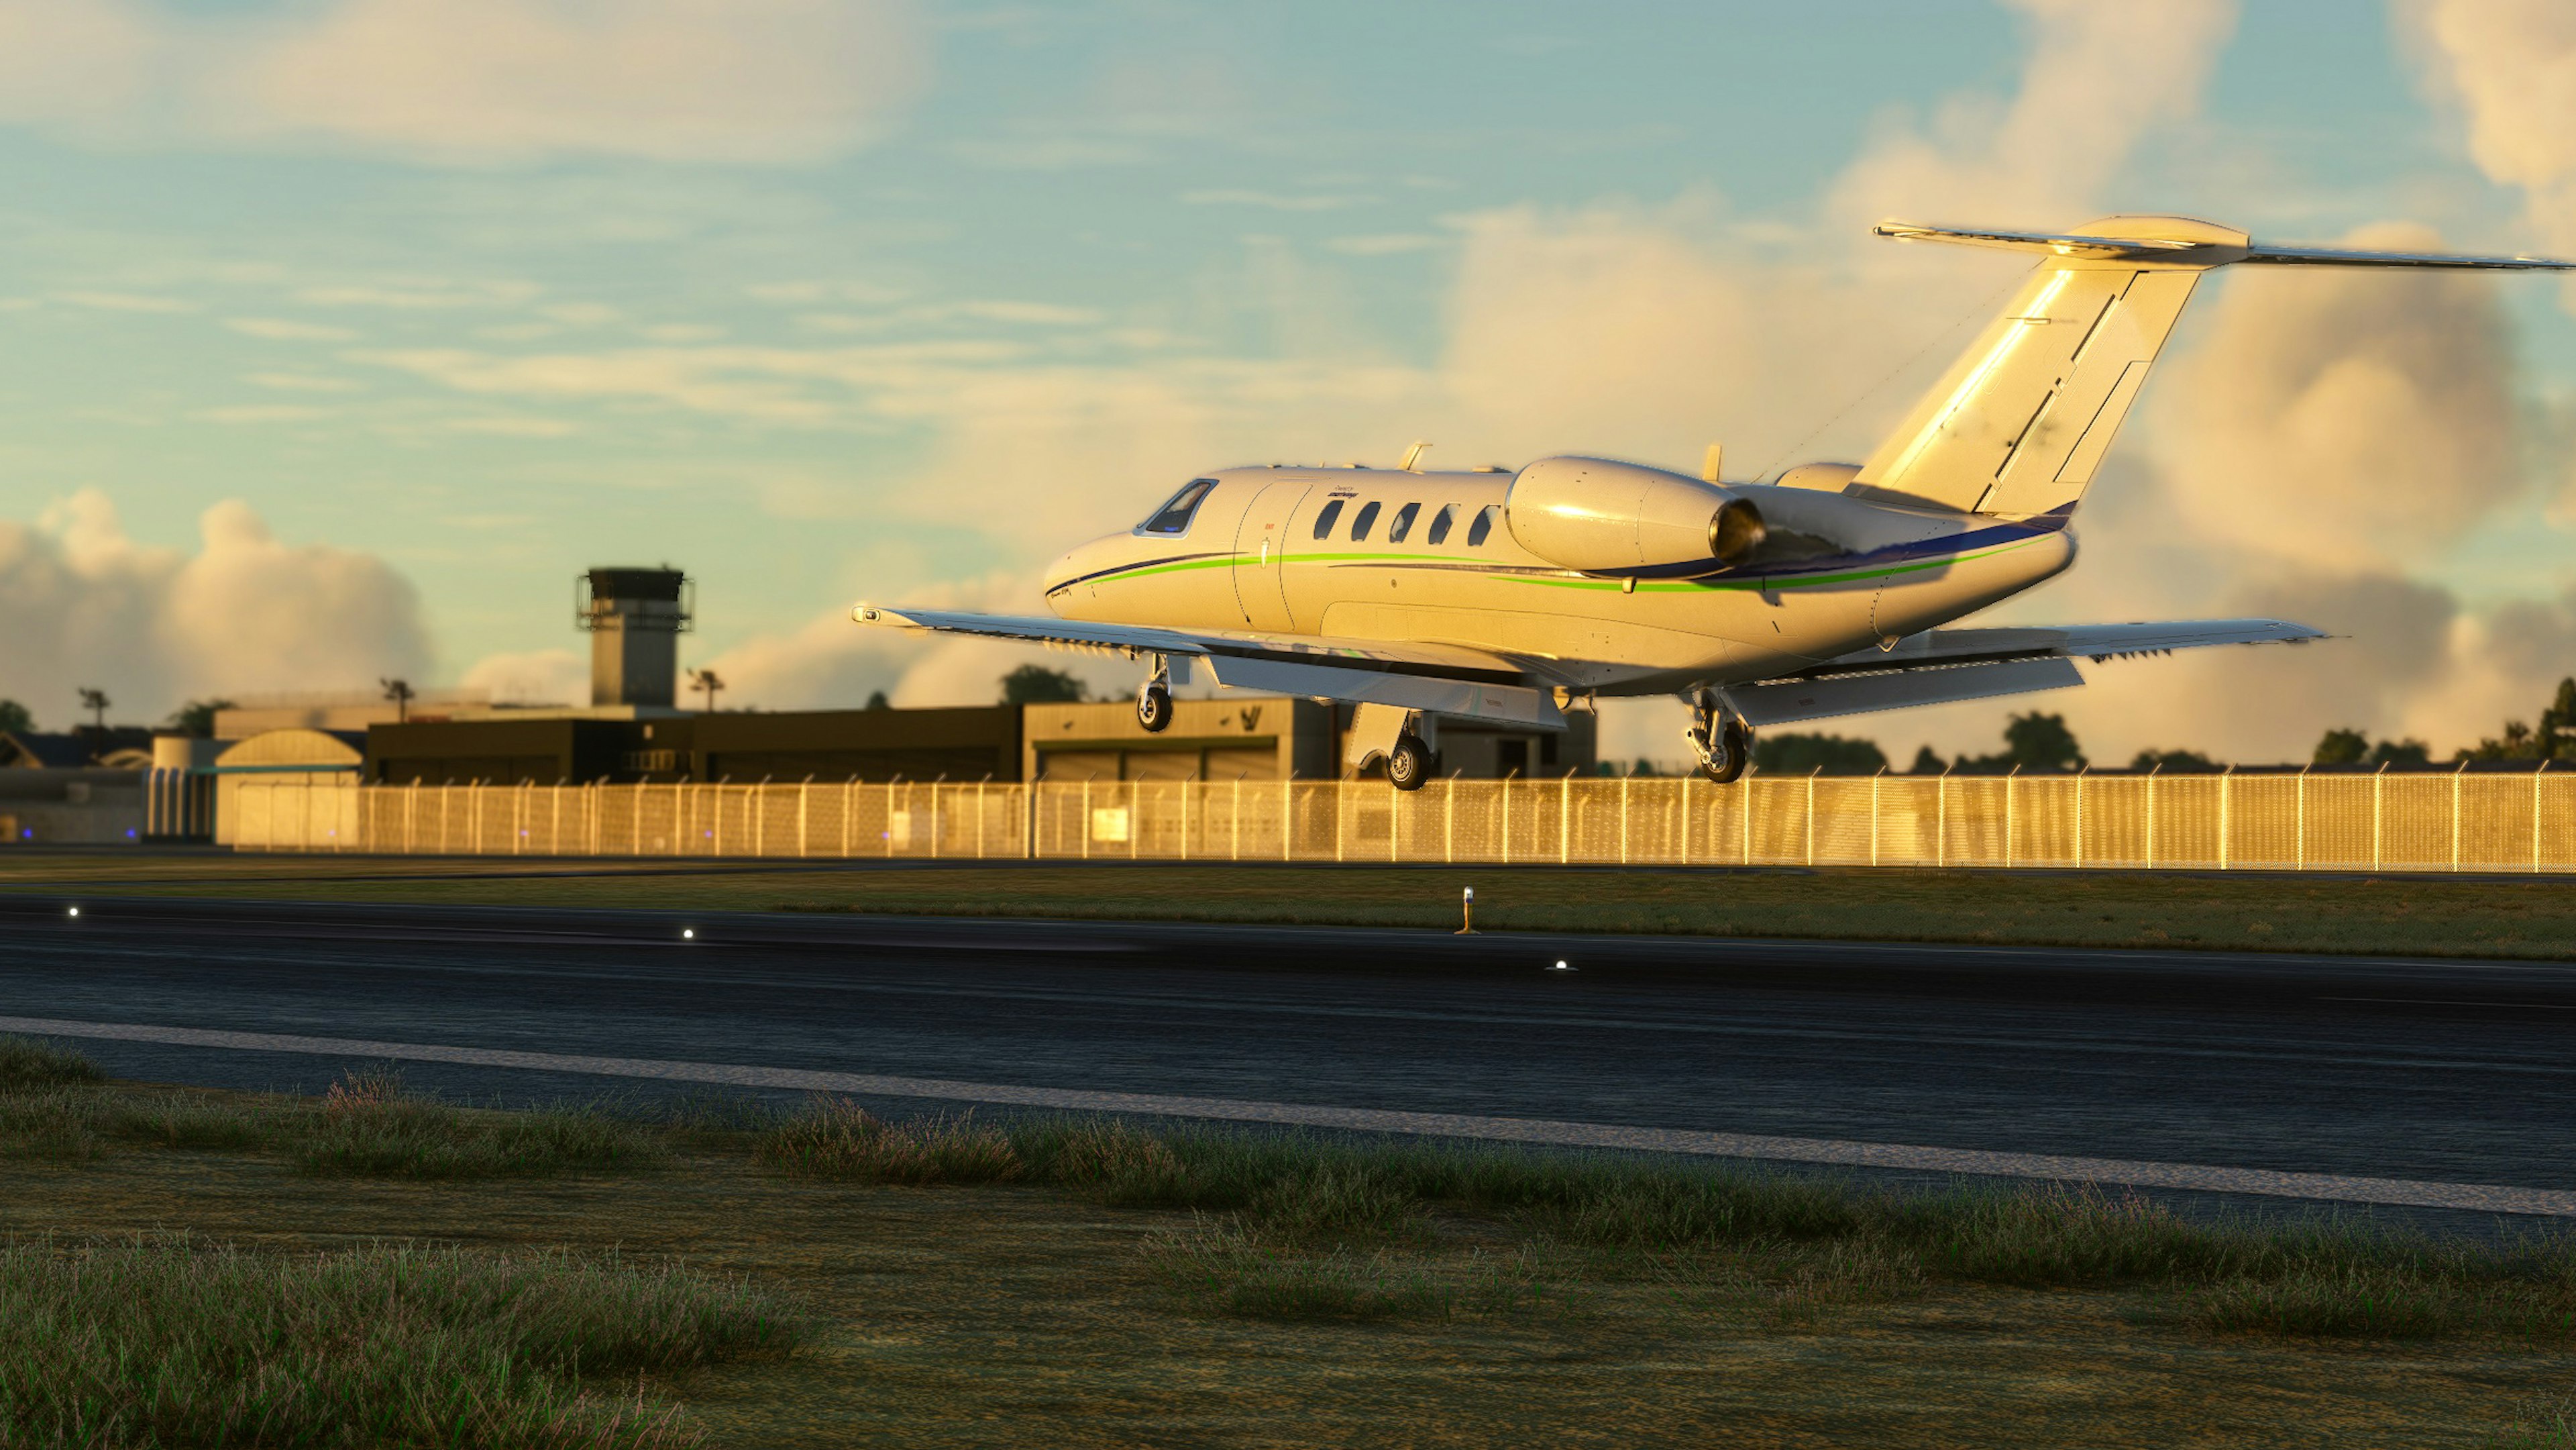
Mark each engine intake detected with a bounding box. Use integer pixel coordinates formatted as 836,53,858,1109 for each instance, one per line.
1506,456,1766,575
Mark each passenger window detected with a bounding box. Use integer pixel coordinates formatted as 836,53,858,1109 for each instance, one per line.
1467,505,1499,546
1350,501,1381,541
1138,478,1218,536
1311,500,1344,539
1426,503,1458,546
1387,502,1419,542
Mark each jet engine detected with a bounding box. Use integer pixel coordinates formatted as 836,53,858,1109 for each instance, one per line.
1505,456,1766,575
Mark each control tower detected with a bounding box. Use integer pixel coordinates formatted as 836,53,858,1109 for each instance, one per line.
576,567,692,708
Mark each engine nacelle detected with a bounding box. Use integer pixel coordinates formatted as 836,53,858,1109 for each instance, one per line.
1505,456,1766,574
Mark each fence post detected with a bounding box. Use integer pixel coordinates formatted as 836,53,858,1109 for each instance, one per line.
2004,767,2016,869
2453,760,2465,873
2538,761,2548,875
1619,774,1630,867
1806,768,1818,868
1501,776,1513,866
1937,768,1948,869
2373,762,2385,871
1281,778,1291,862
798,779,810,858
2145,765,2158,871
407,781,418,854
932,776,945,861
2219,765,2232,872
2074,768,2085,870
1232,778,1242,862
1560,775,1570,865
1741,774,1752,866
1443,776,1454,864
1335,778,1346,864
1081,779,1092,860
1676,775,1690,866
1869,769,1880,867
1181,779,1192,862
2296,766,2307,871
977,778,988,860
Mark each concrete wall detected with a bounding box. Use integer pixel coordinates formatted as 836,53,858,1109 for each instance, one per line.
0,768,146,844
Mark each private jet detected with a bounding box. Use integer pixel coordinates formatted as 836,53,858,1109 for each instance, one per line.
857,216,2571,789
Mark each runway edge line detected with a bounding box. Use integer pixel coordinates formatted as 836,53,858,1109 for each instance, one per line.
8,1013,2570,1216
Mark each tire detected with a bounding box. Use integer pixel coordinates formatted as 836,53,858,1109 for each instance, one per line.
1387,734,1432,792
1704,719,1752,784
1137,683,1174,733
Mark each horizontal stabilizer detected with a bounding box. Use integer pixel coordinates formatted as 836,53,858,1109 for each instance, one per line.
1875,220,2576,272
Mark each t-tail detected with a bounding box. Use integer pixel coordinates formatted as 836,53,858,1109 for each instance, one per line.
1852,215,2575,519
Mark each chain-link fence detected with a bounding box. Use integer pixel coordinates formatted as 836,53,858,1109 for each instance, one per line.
227,768,2576,873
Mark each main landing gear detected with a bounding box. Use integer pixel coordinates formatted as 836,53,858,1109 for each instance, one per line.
1686,690,1752,784
1386,732,1433,791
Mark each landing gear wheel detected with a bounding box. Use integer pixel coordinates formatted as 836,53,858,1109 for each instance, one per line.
1387,734,1432,792
1137,682,1174,733
1701,719,1752,784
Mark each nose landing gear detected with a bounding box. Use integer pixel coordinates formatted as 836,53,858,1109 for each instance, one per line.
1136,655,1176,733
1685,690,1752,783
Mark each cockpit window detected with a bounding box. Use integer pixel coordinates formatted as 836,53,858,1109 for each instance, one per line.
1311,499,1344,539
1350,501,1381,541
1140,479,1218,535
1387,503,1420,542
1466,505,1499,546
1426,503,1458,546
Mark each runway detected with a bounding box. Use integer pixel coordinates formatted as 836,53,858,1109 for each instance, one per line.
3,894,2573,1210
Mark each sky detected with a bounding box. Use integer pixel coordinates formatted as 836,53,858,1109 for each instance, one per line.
4,0,2576,767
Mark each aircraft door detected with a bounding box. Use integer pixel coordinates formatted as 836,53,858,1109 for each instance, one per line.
1230,482,1305,630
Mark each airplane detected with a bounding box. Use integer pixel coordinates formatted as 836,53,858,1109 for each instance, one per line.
857,215,2573,790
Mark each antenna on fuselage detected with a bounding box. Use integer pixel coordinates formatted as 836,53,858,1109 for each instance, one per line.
1400,441,1432,472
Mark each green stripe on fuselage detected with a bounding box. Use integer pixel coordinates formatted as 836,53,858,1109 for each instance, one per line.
1085,537,2040,593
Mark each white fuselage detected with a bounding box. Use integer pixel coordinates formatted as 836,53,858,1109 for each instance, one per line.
1043,466,2075,696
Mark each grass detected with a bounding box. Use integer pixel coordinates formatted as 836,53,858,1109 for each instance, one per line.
9,847,2576,959
5,1043,2575,1443
0,1236,800,1449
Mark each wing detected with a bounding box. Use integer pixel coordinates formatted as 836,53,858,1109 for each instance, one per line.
1727,617,2322,727
853,603,1565,726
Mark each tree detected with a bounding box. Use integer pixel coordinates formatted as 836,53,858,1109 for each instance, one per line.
2000,712,2085,772
2130,747,2219,773
164,699,235,738
2369,737,2431,767
0,699,30,735
1752,732,1888,776
2313,727,2369,766
1908,745,1945,775
863,690,891,711
1000,664,1088,705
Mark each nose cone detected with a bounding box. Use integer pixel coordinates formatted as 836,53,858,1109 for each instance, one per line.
1042,536,1117,619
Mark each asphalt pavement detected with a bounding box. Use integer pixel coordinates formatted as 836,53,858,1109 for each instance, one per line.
2,893,2572,1203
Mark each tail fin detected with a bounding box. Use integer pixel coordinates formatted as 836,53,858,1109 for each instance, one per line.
1851,215,2574,519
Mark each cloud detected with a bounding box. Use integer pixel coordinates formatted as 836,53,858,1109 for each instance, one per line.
2155,223,2520,572
1828,0,2238,228
2408,0,2576,245
227,317,360,342
0,0,927,166
0,490,431,723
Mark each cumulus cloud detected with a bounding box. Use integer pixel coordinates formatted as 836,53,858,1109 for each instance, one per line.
2157,224,2519,572
0,0,926,165
0,490,431,725
2408,0,2576,246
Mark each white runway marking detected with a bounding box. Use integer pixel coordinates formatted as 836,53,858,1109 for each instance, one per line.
8,1013,2571,1216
